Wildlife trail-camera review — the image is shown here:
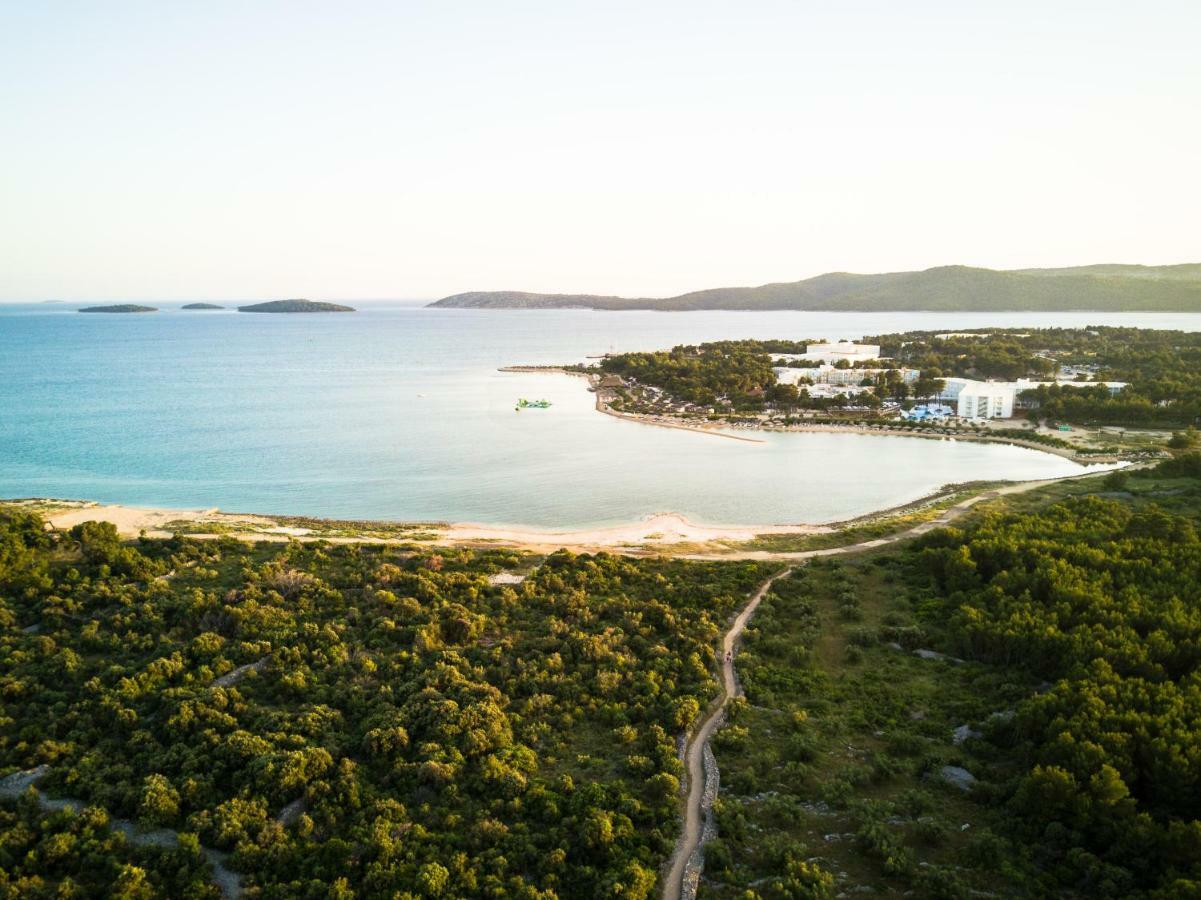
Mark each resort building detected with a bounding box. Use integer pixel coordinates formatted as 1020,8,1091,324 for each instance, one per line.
773,365,919,387
801,342,881,364
939,378,1015,419
773,367,811,386
1013,378,1128,396
937,377,1128,419
818,366,920,386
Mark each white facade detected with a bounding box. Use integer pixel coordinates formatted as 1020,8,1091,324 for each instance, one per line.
937,377,1128,419
821,366,920,386
941,378,1015,419
958,385,1014,419
773,366,811,386
1014,378,1128,396
773,365,919,388
803,342,881,364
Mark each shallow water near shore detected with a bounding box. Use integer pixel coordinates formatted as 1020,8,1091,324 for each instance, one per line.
3,303,1195,527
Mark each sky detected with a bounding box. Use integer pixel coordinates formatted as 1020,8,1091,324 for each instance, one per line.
1,1,1198,302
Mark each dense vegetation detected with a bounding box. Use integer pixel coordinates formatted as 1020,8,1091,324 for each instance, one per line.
430,264,1201,311
600,342,778,408
707,469,1201,897
916,493,1201,895
7,458,1201,896
876,327,1201,427
599,328,1201,428
0,510,768,896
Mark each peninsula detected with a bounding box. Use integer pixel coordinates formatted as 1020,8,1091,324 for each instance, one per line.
237,299,355,313
519,326,1200,464
77,304,157,313
430,263,1201,312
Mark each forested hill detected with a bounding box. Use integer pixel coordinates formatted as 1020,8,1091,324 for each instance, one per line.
429,264,1201,311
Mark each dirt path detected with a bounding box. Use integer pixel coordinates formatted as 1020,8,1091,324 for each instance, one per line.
0,766,241,898
662,566,794,900
660,474,1089,898
680,478,1064,561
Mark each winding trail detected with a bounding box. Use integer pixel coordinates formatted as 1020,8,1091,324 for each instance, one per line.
661,476,1080,898
0,766,240,897
663,566,794,900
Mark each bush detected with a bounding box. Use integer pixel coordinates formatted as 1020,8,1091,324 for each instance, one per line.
1102,470,1130,491
1149,451,1201,478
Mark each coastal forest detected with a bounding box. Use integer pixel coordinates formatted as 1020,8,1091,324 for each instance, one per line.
4,461,1201,896
599,327,1201,427
704,457,1201,897
0,511,767,897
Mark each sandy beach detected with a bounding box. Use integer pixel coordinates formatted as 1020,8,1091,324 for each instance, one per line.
445,512,822,550
17,463,1118,558
33,501,825,552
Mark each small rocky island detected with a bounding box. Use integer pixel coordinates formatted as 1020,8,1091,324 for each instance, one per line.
181,303,224,310
79,304,157,313
238,299,355,313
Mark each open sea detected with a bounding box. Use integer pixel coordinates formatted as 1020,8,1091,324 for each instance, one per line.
4,303,1200,527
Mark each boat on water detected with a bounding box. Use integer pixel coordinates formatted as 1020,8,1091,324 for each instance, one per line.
516,398,552,410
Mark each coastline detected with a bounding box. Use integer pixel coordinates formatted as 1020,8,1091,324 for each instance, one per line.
500,366,1129,463
26,501,826,552
500,366,767,444
7,465,1114,558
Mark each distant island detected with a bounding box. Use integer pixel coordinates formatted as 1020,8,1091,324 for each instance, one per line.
181,303,224,310
78,304,157,313
237,299,355,313
430,263,1201,312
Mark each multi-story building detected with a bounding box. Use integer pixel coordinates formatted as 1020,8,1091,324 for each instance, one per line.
773,365,919,387
939,377,1128,419
802,342,881,364
939,378,1015,419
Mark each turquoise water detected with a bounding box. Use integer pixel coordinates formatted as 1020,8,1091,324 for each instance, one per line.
4,304,1198,527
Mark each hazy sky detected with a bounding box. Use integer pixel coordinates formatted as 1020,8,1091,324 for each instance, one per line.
2,2,1198,301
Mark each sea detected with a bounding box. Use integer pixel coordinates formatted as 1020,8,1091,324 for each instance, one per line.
4,303,1200,528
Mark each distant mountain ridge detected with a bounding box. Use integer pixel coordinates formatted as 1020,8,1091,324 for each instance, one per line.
429,264,1201,312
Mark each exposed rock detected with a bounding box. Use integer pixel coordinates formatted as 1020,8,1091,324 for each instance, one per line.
212,657,268,687
487,572,526,586
952,724,982,745
914,648,965,664
936,765,978,791
0,765,50,795
680,733,722,900
276,798,308,826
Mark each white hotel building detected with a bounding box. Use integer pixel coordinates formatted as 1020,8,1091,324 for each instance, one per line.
939,377,1128,419
941,379,1015,419
800,342,881,364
